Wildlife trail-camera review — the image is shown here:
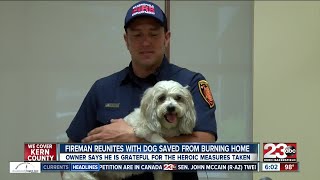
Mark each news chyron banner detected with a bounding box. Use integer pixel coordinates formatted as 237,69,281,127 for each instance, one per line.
9,142,299,173
261,143,299,172
11,143,259,173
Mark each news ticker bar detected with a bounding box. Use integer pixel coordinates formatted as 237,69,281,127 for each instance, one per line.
9,162,299,173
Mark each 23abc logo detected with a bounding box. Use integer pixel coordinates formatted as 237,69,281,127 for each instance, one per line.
163,164,177,171
263,143,297,159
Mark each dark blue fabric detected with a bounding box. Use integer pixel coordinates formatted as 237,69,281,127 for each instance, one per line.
66,57,217,180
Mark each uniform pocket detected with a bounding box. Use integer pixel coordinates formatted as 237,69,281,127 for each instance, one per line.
97,107,127,125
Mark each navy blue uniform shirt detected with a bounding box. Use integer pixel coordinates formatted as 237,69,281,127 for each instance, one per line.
66,57,217,180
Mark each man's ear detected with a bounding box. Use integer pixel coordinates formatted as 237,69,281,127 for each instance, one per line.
164,31,171,48
124,33,129,49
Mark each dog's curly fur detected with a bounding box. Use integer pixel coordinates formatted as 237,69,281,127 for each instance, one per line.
62,80,196,180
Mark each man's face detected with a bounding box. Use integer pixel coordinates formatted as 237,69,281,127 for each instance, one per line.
124,16,170,69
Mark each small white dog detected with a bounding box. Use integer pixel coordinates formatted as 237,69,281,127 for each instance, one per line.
63,80,196,180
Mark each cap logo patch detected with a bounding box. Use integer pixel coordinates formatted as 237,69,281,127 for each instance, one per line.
132,3,155,17
198,80,215,108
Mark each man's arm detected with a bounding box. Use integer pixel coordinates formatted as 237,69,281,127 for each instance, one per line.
82,119,216,143
126,131,215,143
166,131,215,143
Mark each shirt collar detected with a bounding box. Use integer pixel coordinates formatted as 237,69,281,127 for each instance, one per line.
120,56,171,86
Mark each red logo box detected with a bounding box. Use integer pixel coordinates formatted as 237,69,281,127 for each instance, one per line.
263,143,297,162
24,143,57,161
163,164,177,171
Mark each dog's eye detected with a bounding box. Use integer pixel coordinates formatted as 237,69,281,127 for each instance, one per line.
158,95,166,102
175,95,182,101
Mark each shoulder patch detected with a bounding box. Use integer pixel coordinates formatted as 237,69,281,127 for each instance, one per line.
198,80,215,108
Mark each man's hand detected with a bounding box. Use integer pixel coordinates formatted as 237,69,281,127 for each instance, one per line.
81,119,142,143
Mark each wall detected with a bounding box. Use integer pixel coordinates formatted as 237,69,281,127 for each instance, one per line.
253,1,320,179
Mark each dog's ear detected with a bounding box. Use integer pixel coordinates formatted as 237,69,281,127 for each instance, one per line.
179,88,196,134
140,87,162,133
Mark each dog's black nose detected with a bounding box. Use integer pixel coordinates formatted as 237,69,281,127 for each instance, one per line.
167,105,175,112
